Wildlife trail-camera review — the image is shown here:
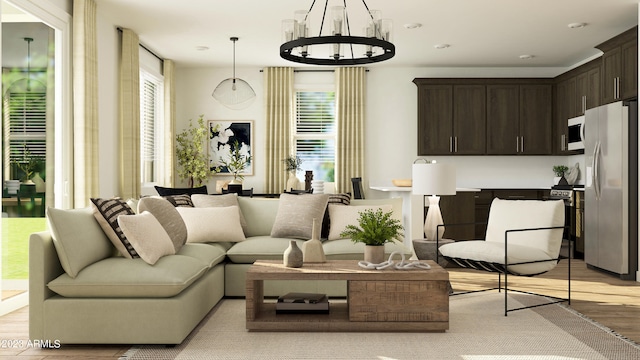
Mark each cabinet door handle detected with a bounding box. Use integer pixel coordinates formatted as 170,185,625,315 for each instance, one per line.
449,136,453,153
561,134,566,151
582,95,586,113
516,136,519,152
454,136,458,153
520,136,524,152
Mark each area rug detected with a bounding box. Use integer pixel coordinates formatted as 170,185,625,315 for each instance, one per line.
121,293,640,360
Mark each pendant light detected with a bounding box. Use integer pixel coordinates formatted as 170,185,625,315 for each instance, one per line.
212,37,256,110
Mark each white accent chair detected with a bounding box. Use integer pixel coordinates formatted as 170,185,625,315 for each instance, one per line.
439,198,569,315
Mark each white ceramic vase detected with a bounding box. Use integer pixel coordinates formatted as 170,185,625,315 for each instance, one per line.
302,218,326,263
286,172,301,191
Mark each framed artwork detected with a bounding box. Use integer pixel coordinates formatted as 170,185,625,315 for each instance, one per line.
208,120,253,176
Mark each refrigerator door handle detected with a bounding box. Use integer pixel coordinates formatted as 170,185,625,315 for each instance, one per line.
594,141,602,199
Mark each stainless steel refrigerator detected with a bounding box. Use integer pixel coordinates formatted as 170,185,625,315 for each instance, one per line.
584,100,638,280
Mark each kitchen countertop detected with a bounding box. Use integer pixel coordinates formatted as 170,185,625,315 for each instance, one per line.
370,186,481,192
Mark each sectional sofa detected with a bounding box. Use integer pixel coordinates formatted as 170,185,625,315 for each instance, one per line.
29,193,410,345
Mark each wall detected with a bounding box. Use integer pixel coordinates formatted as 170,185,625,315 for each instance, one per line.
174,65,580,197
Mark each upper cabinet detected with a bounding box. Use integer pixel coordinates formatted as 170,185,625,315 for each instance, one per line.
486,83,553,155
414,78,551,156
414,79,486,155
554,59,600,154
597,26,638,104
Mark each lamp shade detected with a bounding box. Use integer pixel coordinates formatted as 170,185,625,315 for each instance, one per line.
412,163,456,195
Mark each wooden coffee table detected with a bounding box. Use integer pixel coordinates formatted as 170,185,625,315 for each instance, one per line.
246,260,449,332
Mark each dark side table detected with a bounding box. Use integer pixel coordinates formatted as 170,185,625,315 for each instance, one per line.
412,238,454,268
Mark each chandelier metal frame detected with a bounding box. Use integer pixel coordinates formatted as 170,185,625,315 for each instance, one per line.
280,0,395,66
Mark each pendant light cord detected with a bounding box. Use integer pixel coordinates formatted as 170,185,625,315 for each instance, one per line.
25,37,33,91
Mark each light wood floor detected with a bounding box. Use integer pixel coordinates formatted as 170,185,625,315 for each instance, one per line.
0,259,638,359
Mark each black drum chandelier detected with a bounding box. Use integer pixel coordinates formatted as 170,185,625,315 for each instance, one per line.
280,0,395,66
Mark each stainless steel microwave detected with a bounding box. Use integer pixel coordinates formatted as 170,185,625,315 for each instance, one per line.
568,115,585,150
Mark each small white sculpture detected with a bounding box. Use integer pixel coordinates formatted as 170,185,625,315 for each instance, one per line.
565,163,580,185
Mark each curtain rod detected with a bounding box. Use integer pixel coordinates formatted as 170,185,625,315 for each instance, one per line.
116,27,164,63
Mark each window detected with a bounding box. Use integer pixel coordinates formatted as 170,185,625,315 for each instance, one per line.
293,90,336,182
2,75,47,180
139,69,164,184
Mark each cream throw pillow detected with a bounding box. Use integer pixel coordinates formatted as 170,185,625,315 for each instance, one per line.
327,204,393,241
191,193,248,234
176,206,246,243
270,194,330,239
117,211,176,265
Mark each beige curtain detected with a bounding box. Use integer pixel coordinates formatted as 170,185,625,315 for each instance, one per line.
335,67,366,194
163,59,176,187
119,29,140,199
264,67,294,193
72,0,99,207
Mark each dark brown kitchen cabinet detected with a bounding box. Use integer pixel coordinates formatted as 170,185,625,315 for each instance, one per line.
555,78,576,154
424,192,476,240
486,84,552,155
415,81,486,155
554,59,600,154
597,26,637,104
416,84,452,155
575,66,600,115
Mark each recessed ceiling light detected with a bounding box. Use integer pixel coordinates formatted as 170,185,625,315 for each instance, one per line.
403,23,422,29
195,46,210,51
568,22,587,29
434,44,450,49
519,54,535,60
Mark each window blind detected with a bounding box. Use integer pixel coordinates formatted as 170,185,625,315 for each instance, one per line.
3,91,47,164
294,91,336,182
140,70,163,183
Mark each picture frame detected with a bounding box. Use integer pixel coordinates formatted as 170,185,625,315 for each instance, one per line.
208,120,253,176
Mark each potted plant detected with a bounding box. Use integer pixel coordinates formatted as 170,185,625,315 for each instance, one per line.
176,115,219,188
283,155,303,191
553,165,569,185
220,139,251,184
340,208,404,264
12,146,43,184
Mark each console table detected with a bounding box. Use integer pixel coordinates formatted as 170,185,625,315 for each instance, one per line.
246,260,449,332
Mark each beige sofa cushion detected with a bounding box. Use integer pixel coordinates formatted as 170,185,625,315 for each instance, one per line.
47,255,208,298
237,197,281,237
327,204,393,240
176,206,246,243
177,243,227,268
226,236,305,263
191,194,248,234
322,238,412,260
137,196,188,252
46,207,114,278
270,194,330,239
117,211,176,265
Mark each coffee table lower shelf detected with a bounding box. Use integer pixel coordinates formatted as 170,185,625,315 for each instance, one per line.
247,302,448,332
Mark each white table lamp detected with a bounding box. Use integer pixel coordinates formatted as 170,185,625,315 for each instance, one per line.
412,161,456,241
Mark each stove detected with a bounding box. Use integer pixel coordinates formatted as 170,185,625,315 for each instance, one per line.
549,188,574,206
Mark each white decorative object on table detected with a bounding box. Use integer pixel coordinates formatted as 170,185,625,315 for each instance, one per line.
412,159,456,241
311,180,325,194
302,218,326,263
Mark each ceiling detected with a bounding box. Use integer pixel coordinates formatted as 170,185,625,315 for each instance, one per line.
5,0,639,70
94,0,639,69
